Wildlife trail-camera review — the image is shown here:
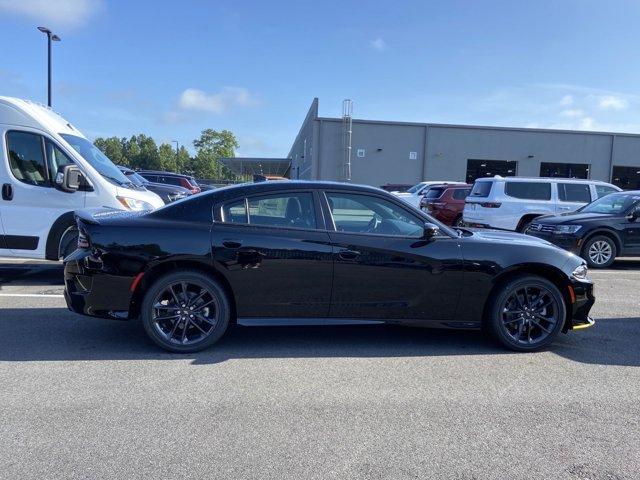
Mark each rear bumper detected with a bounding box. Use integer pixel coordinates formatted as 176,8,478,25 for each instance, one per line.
63,249,135,320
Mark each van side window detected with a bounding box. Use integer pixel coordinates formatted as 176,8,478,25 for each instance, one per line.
6,131,48,187
504,182,551,200
45,140,75,181
558,183,591,203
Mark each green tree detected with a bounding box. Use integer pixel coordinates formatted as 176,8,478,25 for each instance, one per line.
124,136,142,169
192,129,239,179
158,143,177,172
176,146,192,174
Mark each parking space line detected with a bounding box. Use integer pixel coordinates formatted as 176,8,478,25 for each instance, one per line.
0,293,64,298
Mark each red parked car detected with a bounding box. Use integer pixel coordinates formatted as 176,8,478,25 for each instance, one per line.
420,184,472,226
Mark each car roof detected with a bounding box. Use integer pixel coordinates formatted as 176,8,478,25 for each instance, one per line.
192,180,388,202
475,175,616,185
427,183,471,189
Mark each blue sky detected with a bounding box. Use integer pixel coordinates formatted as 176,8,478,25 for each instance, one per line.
1,0,640,157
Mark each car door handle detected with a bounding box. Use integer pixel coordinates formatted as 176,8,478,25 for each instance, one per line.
222,239,243,249
338,249,360,260
1,183,13,201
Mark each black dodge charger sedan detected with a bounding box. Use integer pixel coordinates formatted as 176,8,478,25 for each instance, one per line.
64,181,595,353
526,191,640,268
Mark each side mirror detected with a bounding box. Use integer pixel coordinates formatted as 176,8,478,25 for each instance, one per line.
423,222,440,238
55,165,86,192
627,208,640,222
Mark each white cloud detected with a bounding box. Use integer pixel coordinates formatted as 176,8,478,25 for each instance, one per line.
177,87,256,114
0,0,103,28
369,38,388,52
559,94,574,106
597,95,628,110
560,109,584,118
578,117,596,129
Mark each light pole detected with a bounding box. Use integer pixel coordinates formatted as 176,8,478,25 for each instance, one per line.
37,26,61,107
172,141,179,171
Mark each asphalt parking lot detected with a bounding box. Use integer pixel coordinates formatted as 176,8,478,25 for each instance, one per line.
1,259,639,480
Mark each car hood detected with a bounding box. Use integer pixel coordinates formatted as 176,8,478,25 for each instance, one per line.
534,212,612,225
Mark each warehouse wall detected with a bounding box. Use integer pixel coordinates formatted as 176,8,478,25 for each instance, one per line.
288,99,318,180
425,126,614,182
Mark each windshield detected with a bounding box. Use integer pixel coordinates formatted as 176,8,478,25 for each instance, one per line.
122,170,149,187
423,187,445,199
61,134,132,187
406,182,426,194
580,193,640,214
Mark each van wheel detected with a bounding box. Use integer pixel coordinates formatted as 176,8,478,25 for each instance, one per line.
582,235,616,268
58,226,79,259
141,270,230,353
486,275,565,352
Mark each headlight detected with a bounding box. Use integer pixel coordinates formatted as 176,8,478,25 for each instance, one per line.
116,196,154,211
572,264,588,280
554,225,582,235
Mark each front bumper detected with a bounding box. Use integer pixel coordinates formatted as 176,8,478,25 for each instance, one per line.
567,277,596,331
64,249,135,320
526,231,583,255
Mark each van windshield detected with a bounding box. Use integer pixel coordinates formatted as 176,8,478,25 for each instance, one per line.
60,134,133,187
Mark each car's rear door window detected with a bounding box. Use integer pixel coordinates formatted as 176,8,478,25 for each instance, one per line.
469,181,493,198
222,199,248,223
558,183,591,202
247,193,316,229
504,182,551,200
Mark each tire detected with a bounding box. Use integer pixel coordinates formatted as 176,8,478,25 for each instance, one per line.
46,217,78,260
516,216,536,233
141,270,230,353
581,235,617,268
486,275,566,352
58,226,79,259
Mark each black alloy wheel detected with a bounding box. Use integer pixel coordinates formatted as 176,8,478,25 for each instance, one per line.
487,275,566,351
141,271,230,353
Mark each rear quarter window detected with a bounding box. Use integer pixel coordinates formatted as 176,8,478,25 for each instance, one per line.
504,182,551,200
469,181,493,198
452,189,471,200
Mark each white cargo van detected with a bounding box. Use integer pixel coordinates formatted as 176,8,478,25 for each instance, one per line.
0,97,164,260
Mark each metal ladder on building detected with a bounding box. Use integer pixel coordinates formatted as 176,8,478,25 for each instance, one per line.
341,99,353,181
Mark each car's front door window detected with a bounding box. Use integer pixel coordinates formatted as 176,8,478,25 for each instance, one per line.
6,131,48,187
326,192,423,237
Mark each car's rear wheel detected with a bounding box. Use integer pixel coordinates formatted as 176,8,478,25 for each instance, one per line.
141,271,230,353
582,235,616,268
487,275,566,351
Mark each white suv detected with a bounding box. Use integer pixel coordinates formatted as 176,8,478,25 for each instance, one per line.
462,176,621,232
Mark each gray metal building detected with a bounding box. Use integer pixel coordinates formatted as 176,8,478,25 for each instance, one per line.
287,98,640,190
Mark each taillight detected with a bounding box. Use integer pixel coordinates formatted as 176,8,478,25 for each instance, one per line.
77,229,90,249
480,202,502,208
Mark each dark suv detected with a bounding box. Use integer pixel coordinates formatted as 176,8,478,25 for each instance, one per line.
526,191,640,268
137,170,201,194
420,184,472,226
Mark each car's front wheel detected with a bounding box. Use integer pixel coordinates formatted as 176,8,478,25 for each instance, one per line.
141,270,230,353
582,235,616,268
486,275,566,351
